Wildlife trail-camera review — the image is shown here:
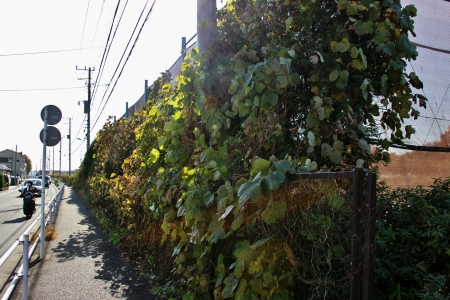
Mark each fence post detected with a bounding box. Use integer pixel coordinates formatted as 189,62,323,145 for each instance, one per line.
22,233,29,300
350,168,364,299
363,170,376,299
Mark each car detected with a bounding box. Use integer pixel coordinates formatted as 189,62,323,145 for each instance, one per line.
19,179,43,197
37,175,51,187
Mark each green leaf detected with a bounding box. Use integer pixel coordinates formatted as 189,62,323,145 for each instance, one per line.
250,278,263,294
235,278,248,299
329,70,340,82
307,131,315,146
323,106,334,119
231,211,244,231
288,73,301,86
228,79,239,95
261,91,279,111
306,114,320,128
356,159,364,168
357,138,371,151
330,151,342,163
263,272,273,287
277,75,288,88
339,70,349,83
261,201,287,224
383,42,396,56
335,79,346,89
265,170,285,190
237,174,263,203
350,47,359,58
355,20,373,35
250,238,270,250
285,16,293,31
274,160,291,173
333,140,344,152
251,158,271,176
149,148,160,163
360,78,370,91
223,275,239,298
209,216,226,243
255,82,265,93
306,159,317,171
321,143,333,156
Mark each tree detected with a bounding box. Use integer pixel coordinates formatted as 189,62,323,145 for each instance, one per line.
23,154,32,175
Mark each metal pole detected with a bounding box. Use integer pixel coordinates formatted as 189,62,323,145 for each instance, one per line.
14,145,17,178
363,170,376,299
69,118,71,176
22,233,29,300
40,108,48,260
350,168,363,300
182,37,187,59
59,138,62,175
126,102,129,118
144,80,148,105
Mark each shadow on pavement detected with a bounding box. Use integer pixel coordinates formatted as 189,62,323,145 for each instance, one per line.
50,188,158,300
2,217,28,224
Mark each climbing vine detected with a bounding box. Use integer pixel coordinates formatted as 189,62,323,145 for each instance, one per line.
84,0,426,299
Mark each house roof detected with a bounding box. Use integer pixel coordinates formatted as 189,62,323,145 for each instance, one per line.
0,164,12,172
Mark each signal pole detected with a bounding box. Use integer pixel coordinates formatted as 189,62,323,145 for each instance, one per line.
76,66,94,148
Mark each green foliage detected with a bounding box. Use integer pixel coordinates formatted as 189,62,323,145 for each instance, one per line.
23,154,32,175
375,178,450,298
70,0,432,299
151,284,185,300
0,174,6,189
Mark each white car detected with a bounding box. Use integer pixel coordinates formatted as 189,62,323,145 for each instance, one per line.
19,179,43,197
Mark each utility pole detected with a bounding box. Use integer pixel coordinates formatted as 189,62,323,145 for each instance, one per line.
76,66,94,149
197,0,217,52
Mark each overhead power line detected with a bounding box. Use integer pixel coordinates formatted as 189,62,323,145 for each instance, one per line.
91,0,157,132
0,47,104,57
0,84,108,92
76,0,92,65
90,0,123,107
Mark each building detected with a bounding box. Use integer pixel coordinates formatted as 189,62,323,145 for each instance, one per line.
0,149,26,179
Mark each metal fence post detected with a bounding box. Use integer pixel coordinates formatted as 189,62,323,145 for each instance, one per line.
363,170,376,299
350,168,364,299
22,233,29,300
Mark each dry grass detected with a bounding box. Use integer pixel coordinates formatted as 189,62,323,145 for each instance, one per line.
45,225,58,241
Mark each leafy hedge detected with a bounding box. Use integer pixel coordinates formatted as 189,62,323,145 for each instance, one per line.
376,178,450,299
67,0,448,299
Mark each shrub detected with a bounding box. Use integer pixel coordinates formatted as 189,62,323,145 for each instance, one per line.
375,177,450,298
0,174,7,189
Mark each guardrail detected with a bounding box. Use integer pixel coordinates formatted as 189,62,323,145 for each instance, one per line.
0,183,65,300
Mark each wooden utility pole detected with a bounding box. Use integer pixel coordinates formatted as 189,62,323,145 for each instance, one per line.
197,0,217,52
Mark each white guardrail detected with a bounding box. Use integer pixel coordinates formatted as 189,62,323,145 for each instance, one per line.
0,183,65,300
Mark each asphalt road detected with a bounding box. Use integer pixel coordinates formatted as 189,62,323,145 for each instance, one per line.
0,184,58,258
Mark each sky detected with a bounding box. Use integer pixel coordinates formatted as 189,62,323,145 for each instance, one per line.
0,0,226,173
